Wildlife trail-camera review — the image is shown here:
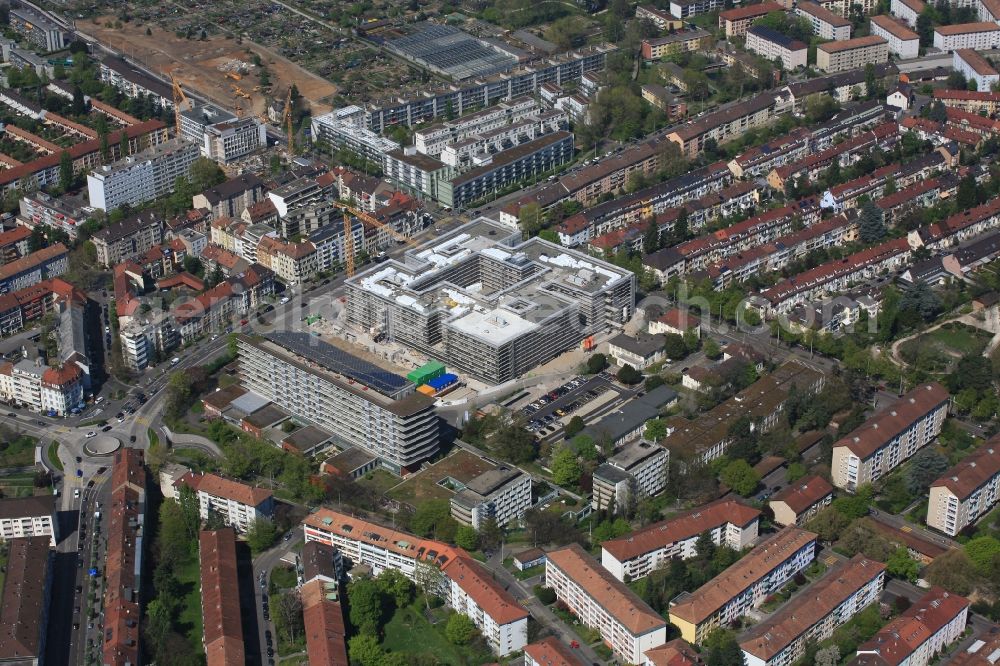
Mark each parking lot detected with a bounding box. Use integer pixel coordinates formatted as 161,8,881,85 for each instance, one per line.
519,374,637,441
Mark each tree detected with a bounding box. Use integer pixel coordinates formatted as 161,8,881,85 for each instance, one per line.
720,459,760,496
274,590,304,645
190,157,226,192
965,536,1000,573
704,338,722,360
375,568,414,608
663,333,688,360
703,628,744,666
478,517,502,553
410,498,458,541
806,507,850,542
71,85,87,115
956,173,979,209
643,220,660,254
58,151,73,192
444,613,478,645
455,525,479,551
565,415,585,438
904,449,948,495
816,646,841,666
839,521,893,560
246,518,278,554
586,353,608,374
886,547,920,582
492,424,537,464
617,363,642,385
551,445,581,487
925,549,979,595
786,462,807,483
858,201,886,243
645,418,667,442
348,635,385,665
535,586,556,604
916,10,934,46
518,202,543,236
348,579,386,635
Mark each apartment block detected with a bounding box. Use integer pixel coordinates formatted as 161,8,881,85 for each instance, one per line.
311,106,400,165
831,383,950,490
601,499,761,582
666,92,779,158
92,211,164,267
302,578,349,666
0,357,84,416
236,332,439,473
592,439,669,511
99,55,174,111
637,5,685,30
413,97,539,156
192,173,266,220
546,543,668,663
0,243,69,294
200,529,246,666
796,2,853,40
302,509,528,656
9,7,64,52
746,26,808,69
870,15,920,58
524,637,587,666
891,0,924,25
854,587,969,666
449,465,532,529
933,22,1000,51
175,471,274,533
0,496,56,545
769,475,834,527
345,218,635,385
668,527,818,644
87,137,200,211
719,2,785,37
669,0,725,18
954,48,1000,92
740,555,886,666
203,117,267,163
927,435,1000,536
641,29,713,59
816,36,889,72
18,192,88,240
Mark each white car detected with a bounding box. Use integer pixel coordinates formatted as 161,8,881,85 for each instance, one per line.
85,431,96,438
74,489,80,499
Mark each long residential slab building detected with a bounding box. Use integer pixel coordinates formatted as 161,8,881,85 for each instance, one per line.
302,508,528,656
601,499,761,582
546,542,668,664
927,434,1000,536
740,555,886,666
668,526,818,644
831,383,950,490
236,331,440,473
852,587,969,665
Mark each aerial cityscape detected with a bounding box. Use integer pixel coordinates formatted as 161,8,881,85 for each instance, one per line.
0,0,998,665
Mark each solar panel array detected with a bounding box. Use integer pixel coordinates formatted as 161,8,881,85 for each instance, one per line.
386,24,517,81
266,331,411,397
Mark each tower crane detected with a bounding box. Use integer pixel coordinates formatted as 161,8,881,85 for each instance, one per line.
335,202,410,278
170,74,188,136
283,86,294,154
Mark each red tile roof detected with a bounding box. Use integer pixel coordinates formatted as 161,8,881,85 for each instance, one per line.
302,579,349,666
930,434,1000,500
441,554,529,625
200,529,245,666
770,475,834,515
176,471,272,507
857,587,969,665
643,638,705,665
833,383,949,459
719,1,783,21
602,499,761,562
524,636,587,666
0,225,30,248
934,21,1000,36
0,243,68,282
657,307,701,331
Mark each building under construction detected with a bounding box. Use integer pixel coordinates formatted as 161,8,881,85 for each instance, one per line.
345,217,636,384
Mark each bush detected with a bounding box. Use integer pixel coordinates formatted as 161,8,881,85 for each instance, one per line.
535,586,556,605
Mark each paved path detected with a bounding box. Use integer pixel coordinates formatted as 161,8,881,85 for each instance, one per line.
889,310,998,368
162,427,224,457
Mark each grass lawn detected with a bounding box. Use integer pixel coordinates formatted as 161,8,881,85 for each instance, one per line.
0,435,37,467
0,473,41,498
900,323,992,371
174,556,204,651
47,442,63,471
171,447,216,471
148,428,159,450
382,605,470,665
270,564,297,592
929,323,990,354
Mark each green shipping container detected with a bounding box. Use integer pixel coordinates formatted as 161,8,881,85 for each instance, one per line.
407,360,446,386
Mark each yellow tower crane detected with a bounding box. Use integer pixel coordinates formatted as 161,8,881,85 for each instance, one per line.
283,86,294,155
170,74,188,136
335,202,410,278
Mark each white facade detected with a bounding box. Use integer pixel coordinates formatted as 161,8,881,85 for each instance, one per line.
443,557,529,656
87,137,200,211
196,492,264,532
870,16,920,59
0,358,83,416
891,0,922,25
927,441,1000,536
933,24,1000,51
450,467,532,529
204,117,267,163
0,499,56,546
954,48,1000,92
745,28,808,70
796,3,852,40
592,440,669,512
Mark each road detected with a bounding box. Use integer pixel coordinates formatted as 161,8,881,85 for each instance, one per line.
252,531,304,664
869,511,960,553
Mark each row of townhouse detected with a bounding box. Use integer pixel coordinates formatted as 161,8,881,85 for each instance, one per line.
768,122,900,191
0,277,88,338
933,88,1000,115
831,383,950,490
600,499,761,582
911,196,1000,250
666,91,789,158
757,237,912,315
822,150,951,213
926,434,1000,536
875,175,960,226
740,555,886,666
668,526,818,644
302,509,528,656
199,528,246,666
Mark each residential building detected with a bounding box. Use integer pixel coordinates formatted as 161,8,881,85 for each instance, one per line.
831,383,949,490
302,509,528,656
0,244,69,293
0,226,31,265
192,174,266,220
103,448,147,666
203,117,267,163
546,543,668,663
412,97,540,156
892,0,925,25
512,548,547,571
302,578,349,666
9,7,64,51
933,22,1000,51
796,2,853,39
0,357,84,416
816,36,889,72
601,499,761,581
87,137,200,211
644,640,705,666
0,496,56,545
236,332,440,473
17,192,88,240
524,637,587,666
200,528,245,666
669,0,725,18
746,26,808,69
301,540,343,584
579,385,679,448
99,55,175,111
311,106,400,165
954,48,1000,91
720,2,785,37
256,236,318,284
740,555,886,666
769,475,834,526
870,15,920,58
641,29,713,59
637,5,685,30
853,587,969,666
666,92,780,157
982,0,1000,23
592,440,669,512
649,307,702,337
607,333,668,370
449,465,532,529
927,435,1000,536
345,218,635,385
668,527,818,644
92,211,163,267
0,535,52,665
175,471,274,533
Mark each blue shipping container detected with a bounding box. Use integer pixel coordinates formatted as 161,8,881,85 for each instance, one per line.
426,373,458,390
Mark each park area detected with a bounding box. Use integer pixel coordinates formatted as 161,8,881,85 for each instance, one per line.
387,449,495,506
898,322,993,373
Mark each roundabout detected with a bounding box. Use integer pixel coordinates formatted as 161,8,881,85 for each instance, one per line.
83,434,121,457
